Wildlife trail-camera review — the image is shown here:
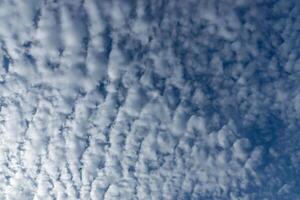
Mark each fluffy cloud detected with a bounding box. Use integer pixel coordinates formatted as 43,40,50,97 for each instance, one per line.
0,0,299,199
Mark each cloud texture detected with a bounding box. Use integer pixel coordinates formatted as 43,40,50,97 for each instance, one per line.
0,0,299,199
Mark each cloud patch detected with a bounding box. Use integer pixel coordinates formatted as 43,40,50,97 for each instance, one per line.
0,0,299,199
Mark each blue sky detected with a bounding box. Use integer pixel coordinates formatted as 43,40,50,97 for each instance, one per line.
0,0,299,199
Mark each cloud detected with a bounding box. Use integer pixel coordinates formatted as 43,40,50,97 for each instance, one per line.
0,0,299,199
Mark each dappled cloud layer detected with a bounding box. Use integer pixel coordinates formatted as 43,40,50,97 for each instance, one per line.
0,0,299,199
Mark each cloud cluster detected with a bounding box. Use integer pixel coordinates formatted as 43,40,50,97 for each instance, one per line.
0,0,299,199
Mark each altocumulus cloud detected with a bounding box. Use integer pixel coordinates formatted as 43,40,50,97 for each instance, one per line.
0,0,299,199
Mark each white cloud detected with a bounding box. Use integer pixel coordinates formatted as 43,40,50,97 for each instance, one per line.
0,0,299,199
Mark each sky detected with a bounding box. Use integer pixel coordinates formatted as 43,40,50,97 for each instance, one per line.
0,0,299,199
